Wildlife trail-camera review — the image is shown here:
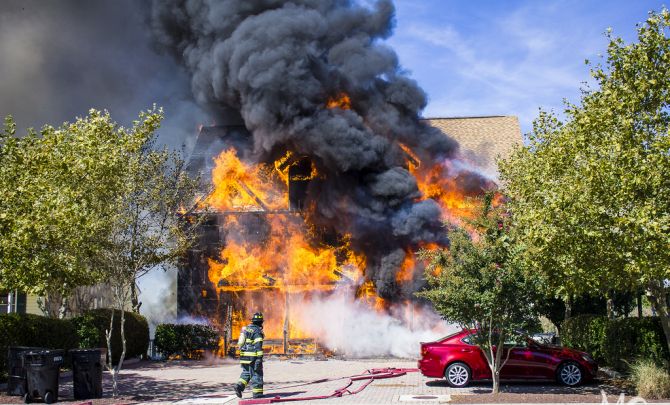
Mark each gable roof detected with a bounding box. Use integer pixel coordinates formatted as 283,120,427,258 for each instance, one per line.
424,116,523,177
187,116,523,181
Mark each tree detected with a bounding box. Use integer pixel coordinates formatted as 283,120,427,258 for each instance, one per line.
0,112,132,305
499,9,670,353
91,107,202,396
1,108,202,395
418,194,540,393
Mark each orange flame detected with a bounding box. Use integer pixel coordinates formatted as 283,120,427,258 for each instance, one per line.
326,93,351,110
207,214,368,338
409,162,480,226
205,148,287,211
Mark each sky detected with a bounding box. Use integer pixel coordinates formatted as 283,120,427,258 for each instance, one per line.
387,0,666,134
0,1,666,141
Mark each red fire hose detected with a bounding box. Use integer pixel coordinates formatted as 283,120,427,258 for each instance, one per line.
239,367,418,405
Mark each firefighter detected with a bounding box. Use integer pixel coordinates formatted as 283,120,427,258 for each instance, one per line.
234,312,264,398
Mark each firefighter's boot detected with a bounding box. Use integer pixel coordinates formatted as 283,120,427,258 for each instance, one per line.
234,383,244,398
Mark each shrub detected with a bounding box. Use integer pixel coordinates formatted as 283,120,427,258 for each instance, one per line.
0,313,78,382
605,317,669,370
71,314,101,349
74,308,149,363
560,314,608,362
154,323,220,359
630,359,670,399
561,315,669,370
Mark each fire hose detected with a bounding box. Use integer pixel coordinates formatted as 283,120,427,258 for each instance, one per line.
238,367,418,405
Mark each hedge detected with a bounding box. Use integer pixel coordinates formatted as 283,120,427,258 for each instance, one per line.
560,314,609,362
562,315,669,370
154,323,220,359
0,309,150,382
0,313,78,382
79,308,149,364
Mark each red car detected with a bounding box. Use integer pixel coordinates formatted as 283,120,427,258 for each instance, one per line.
418,329,598,388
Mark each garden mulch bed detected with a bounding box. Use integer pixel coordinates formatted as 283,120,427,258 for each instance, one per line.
451,393,669,403
449,377,668,403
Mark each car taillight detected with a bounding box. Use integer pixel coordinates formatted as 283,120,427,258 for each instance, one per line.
421,345,428,357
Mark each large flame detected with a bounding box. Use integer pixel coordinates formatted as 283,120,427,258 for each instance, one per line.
206,148,287,211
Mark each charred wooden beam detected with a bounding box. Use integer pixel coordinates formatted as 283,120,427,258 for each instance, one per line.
236,180,269,211
262,274,276,286
403,150,420,167
276,153,302,171
333,269,354,283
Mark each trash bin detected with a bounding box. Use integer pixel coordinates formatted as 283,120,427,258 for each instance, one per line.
23,349,64,404
70,349,103,399
7,347,44,396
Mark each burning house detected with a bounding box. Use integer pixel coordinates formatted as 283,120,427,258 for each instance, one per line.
150,1,522,355
177,116,521,355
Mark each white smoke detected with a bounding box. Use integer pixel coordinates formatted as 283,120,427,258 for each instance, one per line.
294,291,458,358
138,266,178,337
138,266,221,338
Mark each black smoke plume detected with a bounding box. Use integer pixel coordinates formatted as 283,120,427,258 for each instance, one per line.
151,0,467,298
0,0,205,147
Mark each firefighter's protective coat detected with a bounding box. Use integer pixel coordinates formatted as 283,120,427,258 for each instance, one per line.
237,323,264,397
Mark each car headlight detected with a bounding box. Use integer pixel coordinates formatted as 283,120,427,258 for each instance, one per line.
581,353,594,362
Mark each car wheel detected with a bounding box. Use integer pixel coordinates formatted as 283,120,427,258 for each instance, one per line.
445,362,471,388
557,362,583,386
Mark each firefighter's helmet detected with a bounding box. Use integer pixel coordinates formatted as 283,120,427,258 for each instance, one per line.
252,312,264,325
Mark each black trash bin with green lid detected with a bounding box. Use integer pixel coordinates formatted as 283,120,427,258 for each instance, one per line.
7,347,44,396
23,349,64,404
70,349,103,399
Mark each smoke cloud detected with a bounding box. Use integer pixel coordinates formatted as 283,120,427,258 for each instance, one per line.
150,0,474,298
0,0,205,148
295,290,457,358
137,267,178,337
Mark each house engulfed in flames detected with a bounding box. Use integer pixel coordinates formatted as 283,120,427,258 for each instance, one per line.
179,115,522,355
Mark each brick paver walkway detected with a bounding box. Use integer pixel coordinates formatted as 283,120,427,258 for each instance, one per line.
0,357,628,404
121,358,471,404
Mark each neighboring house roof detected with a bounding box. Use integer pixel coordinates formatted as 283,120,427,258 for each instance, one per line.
424,116,523,177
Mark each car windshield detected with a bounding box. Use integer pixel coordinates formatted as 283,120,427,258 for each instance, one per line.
438,331,466,342
461,334,474,345
504,334,531,347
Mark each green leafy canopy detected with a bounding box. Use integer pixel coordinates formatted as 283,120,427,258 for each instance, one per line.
499,8,670,351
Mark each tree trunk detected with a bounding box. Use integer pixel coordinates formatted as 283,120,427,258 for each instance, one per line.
564,295,572,320
105,308,117,396
637,292,643,318
606,291,614,319
130,282,141,313
58,297,67,319
647,281,670,356
491,332,505,394
118,309,127,377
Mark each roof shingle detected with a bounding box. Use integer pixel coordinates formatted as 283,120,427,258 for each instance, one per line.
424,116,523,176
